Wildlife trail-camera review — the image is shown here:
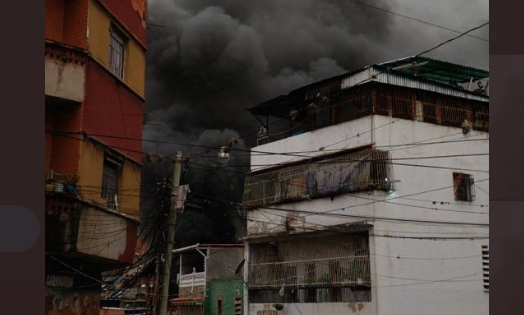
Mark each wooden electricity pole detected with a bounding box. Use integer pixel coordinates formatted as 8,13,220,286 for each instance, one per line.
159,151,183,315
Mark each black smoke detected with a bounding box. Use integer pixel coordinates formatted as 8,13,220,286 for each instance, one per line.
141,0,489,246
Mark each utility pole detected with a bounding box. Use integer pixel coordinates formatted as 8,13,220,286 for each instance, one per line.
159,151,183,315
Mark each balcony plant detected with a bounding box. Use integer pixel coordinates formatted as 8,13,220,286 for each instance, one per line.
57,174,80,194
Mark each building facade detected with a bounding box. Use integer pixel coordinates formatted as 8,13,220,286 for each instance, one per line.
171,244,245,315
45,1,148,315
243,57,489,315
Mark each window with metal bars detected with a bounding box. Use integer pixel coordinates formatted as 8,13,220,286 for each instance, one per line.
482,245,489,292
101,156,122,210
453,173,475,202
109,26,126,79
234,295,242,315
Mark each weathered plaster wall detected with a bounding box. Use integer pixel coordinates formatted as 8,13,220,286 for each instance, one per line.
206,248,244,281
76,205,137,263
205,279,244,315
45,288,101,315
45,58,86,103
248,115,489,315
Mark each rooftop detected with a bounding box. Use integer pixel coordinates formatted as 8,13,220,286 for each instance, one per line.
249,56,489,118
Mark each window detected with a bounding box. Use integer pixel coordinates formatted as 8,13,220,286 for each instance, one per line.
453,173,475,201
216,298,223,315
482,245,489,292
234,295,242,315
109,26,126,79
102,156,122,209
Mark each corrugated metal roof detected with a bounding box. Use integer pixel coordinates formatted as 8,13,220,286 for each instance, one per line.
249,56,489,117
379,56,489,85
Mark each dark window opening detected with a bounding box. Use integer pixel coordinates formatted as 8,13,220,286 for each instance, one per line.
102,156,122,209
453,173,475,202
217,299,223,315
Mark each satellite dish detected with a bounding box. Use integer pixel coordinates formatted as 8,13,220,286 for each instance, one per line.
234,259,246,275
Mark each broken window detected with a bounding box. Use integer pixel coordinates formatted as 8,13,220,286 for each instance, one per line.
453,173,475,202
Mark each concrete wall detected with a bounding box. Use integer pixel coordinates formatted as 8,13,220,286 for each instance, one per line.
205,278,244,315
76,205,137,263
45,287,100,315
206,248,245,281
45,58,86,103
247,114,489,315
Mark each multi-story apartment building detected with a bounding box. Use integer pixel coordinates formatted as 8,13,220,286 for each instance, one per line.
44,1,147,314
243,57,489,315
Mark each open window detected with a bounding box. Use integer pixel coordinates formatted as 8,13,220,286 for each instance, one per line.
453,173,475,202
101,156,122,210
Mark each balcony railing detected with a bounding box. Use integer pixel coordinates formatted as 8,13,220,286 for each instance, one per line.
244,148,394,208
248,255,371,290
177,272,206,288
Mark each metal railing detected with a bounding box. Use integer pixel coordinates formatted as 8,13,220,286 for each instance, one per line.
177,272,206,288
244,149,393,207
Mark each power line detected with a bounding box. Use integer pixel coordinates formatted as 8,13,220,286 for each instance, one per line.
348,0,489,42
415,21,490,57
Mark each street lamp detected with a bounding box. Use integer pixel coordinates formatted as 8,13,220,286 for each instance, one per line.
218,146,231,164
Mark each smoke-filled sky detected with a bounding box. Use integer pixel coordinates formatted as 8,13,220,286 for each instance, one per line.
141,0,489,244
144,0,489,148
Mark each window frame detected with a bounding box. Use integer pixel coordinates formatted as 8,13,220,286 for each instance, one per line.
101,156,122,210
453,172,476,202
109,25,126,79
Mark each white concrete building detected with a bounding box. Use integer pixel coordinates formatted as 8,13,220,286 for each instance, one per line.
242,57,489,315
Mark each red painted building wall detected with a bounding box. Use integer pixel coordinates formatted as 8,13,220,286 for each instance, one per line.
45,0,89,48
83,61,144,164
97,0,147,47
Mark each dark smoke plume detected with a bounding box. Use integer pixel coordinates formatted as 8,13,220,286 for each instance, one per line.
141,0,489,246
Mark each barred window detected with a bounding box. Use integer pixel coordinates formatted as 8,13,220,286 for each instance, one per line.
482,245,489,292
101,156,122,210
453,173,475,202
109,26,126,79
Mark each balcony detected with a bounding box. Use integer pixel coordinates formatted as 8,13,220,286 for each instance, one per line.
244,148,394,208
177,271,207,288
45,191,138,267
45,40,87,104
248,233,372,304
251,82,489,146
